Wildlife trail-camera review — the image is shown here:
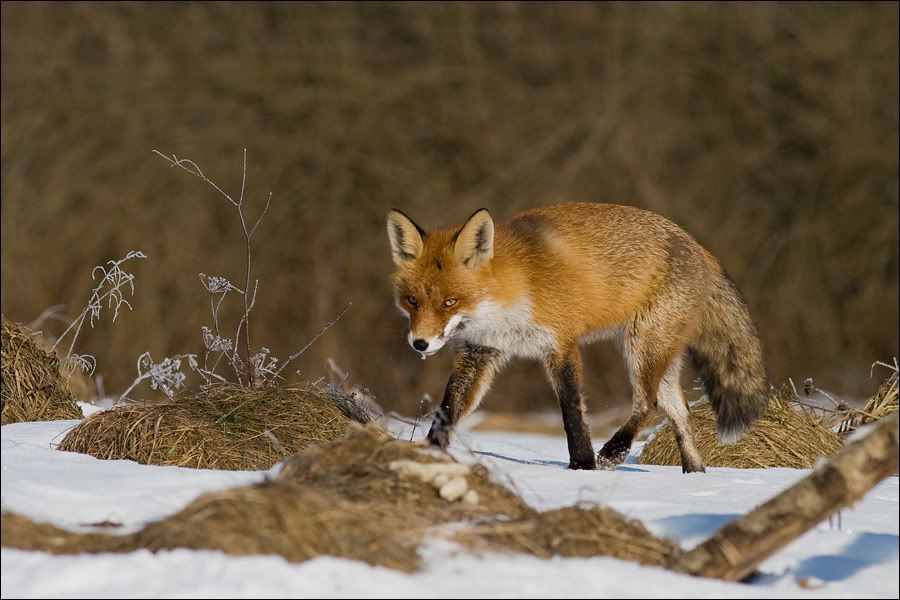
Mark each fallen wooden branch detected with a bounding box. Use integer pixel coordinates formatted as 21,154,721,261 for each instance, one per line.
668,411,899,581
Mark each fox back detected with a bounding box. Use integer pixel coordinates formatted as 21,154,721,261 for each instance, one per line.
387,202,768,473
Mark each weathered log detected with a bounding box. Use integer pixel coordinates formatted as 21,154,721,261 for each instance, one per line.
669,411,899,581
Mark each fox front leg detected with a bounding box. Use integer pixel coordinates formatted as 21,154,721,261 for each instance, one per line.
426,344,505,448
545,346,597,470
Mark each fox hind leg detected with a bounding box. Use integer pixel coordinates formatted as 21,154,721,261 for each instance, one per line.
598,311,685,470
657,353,705,473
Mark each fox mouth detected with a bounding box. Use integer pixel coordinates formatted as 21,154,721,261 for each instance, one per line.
410,317,466,359
416,348,440,360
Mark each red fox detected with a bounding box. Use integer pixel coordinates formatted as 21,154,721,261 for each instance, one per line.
386,203,768,472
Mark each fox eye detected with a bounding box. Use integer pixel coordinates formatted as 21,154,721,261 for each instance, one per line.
442,298,458,308
406,295,418,307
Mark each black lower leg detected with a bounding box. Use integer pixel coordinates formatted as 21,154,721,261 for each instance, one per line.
426,399,452,448
597,414,644,469
426,344,502,449
554,360,596,470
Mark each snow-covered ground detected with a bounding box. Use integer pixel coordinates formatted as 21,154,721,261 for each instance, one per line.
2,418,897,598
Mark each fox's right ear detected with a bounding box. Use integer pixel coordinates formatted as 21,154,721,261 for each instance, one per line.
387,209,425,266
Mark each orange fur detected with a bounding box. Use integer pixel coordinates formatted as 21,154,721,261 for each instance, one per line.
387,203,768,472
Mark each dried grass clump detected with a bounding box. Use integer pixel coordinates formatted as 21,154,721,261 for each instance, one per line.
640,389,843,469
3,424,679,571
131,481,424,571
57,382,371,469
2,424,542,571
839,363,899,436
1,320,82,425
2,486,422,570
0,511,121,555
458,504,679,567
278,422,533,522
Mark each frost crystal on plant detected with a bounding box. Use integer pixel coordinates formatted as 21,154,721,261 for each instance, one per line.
67,353,97,375
201,325,234,353
200,273,236,295
250,347,279,387
50,250,148,381
88,250,147,326
118,351,198,402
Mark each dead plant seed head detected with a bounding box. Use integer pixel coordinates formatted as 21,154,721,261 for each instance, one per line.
154,149,349,390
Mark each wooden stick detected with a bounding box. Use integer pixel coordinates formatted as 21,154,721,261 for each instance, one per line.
669,412,899,581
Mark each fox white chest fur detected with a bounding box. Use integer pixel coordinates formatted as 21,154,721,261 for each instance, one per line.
455,298,557,359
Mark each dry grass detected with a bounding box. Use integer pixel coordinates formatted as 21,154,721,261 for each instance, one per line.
470,407,627,440
57,382,372,469
131,481,426,571
278,422,533,522
458,504,679,567
1,486,424,571
1,511,122,555
2,424,676,571
839,363,899,436
639,389,843,469
1,320,82,425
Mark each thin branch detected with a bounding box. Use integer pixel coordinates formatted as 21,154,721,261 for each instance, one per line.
230,279,259,382
250,192,273,237
156,148,272,386
870,358,899,378
275,302,352,378
238,148,247,207
410,393,432,441
152,150,238,206
27,305,71,330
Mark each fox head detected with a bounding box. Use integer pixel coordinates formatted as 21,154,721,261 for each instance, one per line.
386,208,494,357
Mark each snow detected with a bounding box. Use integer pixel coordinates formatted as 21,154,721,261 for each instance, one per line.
2,419,898,598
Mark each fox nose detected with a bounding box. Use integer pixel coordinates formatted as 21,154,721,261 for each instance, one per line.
412,339,429,352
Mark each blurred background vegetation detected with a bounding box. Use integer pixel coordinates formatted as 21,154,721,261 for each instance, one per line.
2,2,897,416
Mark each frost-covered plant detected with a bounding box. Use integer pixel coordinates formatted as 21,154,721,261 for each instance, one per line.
154,148,350,389
154,149,269,387
117,351,199,402
50,250,147,376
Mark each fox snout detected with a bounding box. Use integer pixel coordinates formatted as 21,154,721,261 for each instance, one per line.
406,330,448,357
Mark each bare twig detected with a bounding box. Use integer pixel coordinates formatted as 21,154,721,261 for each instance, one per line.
155,148,272,386
870,357,899,378
27,305,72,330
275,302,352,379
410,393,432,441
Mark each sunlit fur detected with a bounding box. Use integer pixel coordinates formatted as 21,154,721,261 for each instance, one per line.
387,203,768,472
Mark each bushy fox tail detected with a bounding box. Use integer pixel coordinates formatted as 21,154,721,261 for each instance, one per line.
688,271,769,444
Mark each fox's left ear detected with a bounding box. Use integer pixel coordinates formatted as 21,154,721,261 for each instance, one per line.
453,208,494,268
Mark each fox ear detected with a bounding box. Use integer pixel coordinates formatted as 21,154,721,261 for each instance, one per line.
453,208,494,268
387,209,425,266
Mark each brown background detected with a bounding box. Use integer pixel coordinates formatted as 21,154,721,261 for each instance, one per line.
2,2,897,415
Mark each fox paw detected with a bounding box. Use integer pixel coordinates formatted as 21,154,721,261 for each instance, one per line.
568,456,597,470
681,461,706,474
595,455,620,471
426,427,450,449
596,442,629,469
